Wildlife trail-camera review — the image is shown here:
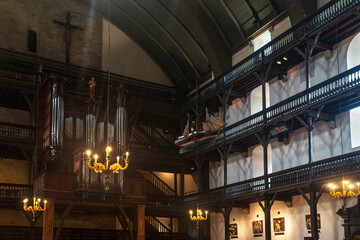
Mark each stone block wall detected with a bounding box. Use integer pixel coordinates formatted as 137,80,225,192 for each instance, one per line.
0,0,103,69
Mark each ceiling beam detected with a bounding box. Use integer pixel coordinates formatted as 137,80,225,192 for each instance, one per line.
173,0,231,77
155,0,209,62
111,0,191,86
81,0,177,87
267,0,280,15
196,0,232,49
243,0,261,28
218,0,246,39
131,0,202,79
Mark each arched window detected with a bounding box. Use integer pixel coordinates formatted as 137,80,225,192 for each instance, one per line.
347,33,360,148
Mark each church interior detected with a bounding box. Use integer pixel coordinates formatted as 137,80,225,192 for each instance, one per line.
1,0,360,240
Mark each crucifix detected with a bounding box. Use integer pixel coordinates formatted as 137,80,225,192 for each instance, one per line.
53,12,83,64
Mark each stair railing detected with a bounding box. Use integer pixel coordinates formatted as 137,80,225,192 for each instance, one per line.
137,170,175,196
145,216,171,233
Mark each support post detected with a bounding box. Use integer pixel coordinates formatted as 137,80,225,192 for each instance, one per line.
224,207,231,240
309,191,319,240
298,188,323,240
42,198,54,240
136,205,146,240
180,165,185,197
264,199,271,240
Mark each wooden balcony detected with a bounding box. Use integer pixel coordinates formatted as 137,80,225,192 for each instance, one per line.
182,64,360,158
182,0,360,112
185,150,360,206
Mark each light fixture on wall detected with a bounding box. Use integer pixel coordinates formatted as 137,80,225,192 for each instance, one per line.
328,179,360,203
23,196,47,221
189,209,208,221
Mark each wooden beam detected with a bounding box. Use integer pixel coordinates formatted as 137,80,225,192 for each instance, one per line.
219,0,246,39
131,0,202,79
197,0,233,48
115,203,135,240
267,0,280,15
243,0,261,28
155,0,209,61
111,1,191,86
54,201,77,240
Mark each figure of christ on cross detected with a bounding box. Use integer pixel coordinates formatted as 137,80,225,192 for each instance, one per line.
53,12,83,64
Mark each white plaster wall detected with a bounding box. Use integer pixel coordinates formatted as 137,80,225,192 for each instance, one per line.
212,195,356,240
227,97,251,126
232,45,254,66
317,0,331,8
271,17,292,40
102,19,171,86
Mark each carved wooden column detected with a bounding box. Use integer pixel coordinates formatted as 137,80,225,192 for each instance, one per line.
49,75,67,169
42,198,55,240
136,205,145,240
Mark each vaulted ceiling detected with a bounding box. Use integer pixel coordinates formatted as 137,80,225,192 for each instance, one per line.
80,0,315,96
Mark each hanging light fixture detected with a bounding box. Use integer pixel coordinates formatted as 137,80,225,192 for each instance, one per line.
85,0,129,191
189,209,208,221
86,147,129,190
23,196,47,221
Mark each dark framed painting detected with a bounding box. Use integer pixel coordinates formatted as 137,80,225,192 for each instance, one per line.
273,217,285,235
252,220,263,237
306,214,321,232
229,223,238,238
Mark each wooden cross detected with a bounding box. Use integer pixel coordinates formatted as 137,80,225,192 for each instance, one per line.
53,12,83,64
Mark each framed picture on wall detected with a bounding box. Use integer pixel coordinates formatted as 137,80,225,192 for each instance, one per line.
252,220,263,237
306,214,321,233
273,217,285,235
229,223,238,238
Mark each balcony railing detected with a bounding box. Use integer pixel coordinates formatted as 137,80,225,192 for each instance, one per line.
186,150,360,205
0,122,35,141
0,48,177,98
182,64,360,158
0,183,32,199
182,0,360,112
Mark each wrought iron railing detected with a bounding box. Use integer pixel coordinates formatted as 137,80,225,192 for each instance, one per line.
0,122,35,141
145,216,171,233
186,150,360,205
0,183,32,199
137,170,175,196
182,64,360,158
182,0,360,112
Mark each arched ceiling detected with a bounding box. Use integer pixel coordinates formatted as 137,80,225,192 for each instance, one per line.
79,0,305,96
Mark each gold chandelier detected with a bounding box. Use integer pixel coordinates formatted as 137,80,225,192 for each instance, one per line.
189,209,208,221
328,179,360,199
23,196,47,221
86,146,129,190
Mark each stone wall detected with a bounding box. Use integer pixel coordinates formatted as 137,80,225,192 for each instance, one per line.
0,0,103,69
